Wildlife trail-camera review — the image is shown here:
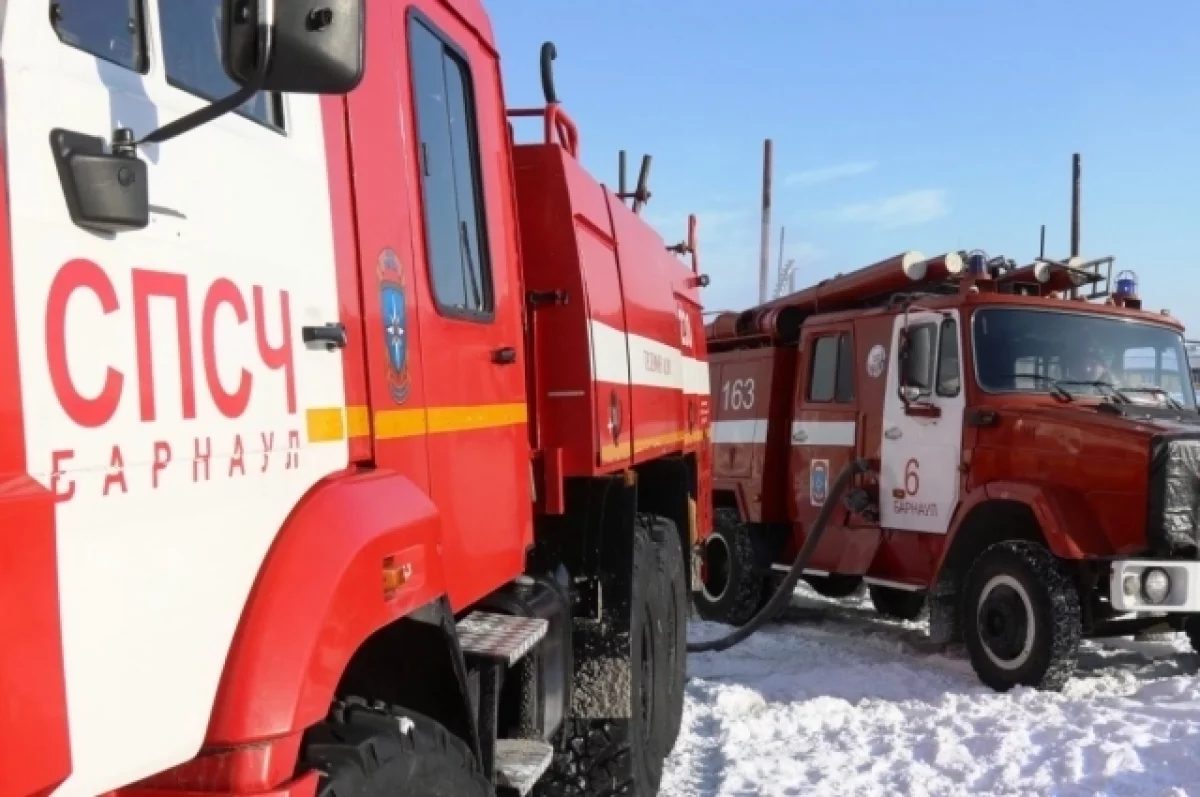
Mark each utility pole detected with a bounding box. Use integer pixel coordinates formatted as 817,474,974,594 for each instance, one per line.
1069,152,1082,298
1070,153,1081,259
758,138,773,305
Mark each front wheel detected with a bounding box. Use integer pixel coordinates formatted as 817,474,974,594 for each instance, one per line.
960,540,1081,692
301,699,494,797
1184,615,1200,653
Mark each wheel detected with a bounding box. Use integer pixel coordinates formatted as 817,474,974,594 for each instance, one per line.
960,540,1081,692
757,570,790,612
301,698,494,797
1184,615,1200,652
693,509,766,626
645,513,688,753
536,515,668,796
804,573,863,598
868,584,927,621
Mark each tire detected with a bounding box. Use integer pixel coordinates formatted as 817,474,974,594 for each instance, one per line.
804,573,863,599
868,584,927,621
693,509,766,626
757,570,790,612
537,515,667,796
1184,615,1200,653
645,513,688,754
301,698,494,797
960,540,1082,692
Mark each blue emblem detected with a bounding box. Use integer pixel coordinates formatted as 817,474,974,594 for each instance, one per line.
810,459,829,507
377,248,411,403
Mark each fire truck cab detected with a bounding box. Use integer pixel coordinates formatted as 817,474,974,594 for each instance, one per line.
2,1,711,796
701,251,1200,692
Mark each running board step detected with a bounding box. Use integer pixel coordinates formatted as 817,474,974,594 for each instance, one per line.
456,611,548,666
493,739,554,795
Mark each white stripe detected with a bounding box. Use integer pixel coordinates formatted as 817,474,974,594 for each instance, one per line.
791,420,856,447
711,419,767,445
589,319,632,385
628,330,683,391
682,356,710,396
588,318,709,394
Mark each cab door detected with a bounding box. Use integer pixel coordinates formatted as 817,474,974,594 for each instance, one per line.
397,5,532,608
879,310,965,533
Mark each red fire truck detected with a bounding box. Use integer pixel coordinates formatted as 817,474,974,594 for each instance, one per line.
2,2,712,796
699,250,1200,692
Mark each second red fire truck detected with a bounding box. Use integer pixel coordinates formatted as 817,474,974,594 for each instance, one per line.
700,250,1200,692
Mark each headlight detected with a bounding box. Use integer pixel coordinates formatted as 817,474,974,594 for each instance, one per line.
1142,568,1171,604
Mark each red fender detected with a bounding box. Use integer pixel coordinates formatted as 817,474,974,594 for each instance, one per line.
947,481,1115,561
0,481,72,797
0,71,72,797
205,469,446,747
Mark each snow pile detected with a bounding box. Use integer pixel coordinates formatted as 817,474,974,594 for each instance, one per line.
665,584,1200,796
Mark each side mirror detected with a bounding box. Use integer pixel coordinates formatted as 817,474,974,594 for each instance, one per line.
223,0,366,95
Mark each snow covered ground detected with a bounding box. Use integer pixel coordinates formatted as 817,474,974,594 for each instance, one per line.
665,583,1200,797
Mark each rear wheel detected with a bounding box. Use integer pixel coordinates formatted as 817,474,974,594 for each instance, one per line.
804,573,863,599
868,584,927,621
960,540,1081,692
301,698,493,797
647,514,688,753
693,509,766,626
537,515,670,796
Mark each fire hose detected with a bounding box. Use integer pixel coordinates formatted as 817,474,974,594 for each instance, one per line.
686,457,872,653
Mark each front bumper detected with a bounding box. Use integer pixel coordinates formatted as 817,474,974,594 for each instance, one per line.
1110,559,1200,613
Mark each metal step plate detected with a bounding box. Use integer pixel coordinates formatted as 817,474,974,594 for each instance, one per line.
456,611,548,666
493,739,554,796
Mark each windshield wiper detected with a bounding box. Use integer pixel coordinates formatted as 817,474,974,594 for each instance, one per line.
1113,386,1185,410
1055,380,1130,404
999,373,1072,401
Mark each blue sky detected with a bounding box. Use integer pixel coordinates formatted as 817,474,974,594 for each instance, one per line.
490,1,1200,333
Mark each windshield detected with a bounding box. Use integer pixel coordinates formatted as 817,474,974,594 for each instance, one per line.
972,308,1197,409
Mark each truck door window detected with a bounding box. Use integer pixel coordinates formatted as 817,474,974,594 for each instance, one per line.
936,318,960,397
158,0,284,130
50,0,147,73
902,323,936,396
808,335,839,402
408,16,494,320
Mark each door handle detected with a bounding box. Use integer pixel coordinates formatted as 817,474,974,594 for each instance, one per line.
492,346,517,365
302,322,347,351
884,426,903,440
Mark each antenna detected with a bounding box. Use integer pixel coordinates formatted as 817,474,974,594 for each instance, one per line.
1039,224,1046,259
632,154,652,214
618,150,627,203
772,259,797,299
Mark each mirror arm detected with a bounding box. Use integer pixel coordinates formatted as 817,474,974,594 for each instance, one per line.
136,82,263,147
124,20,273,150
